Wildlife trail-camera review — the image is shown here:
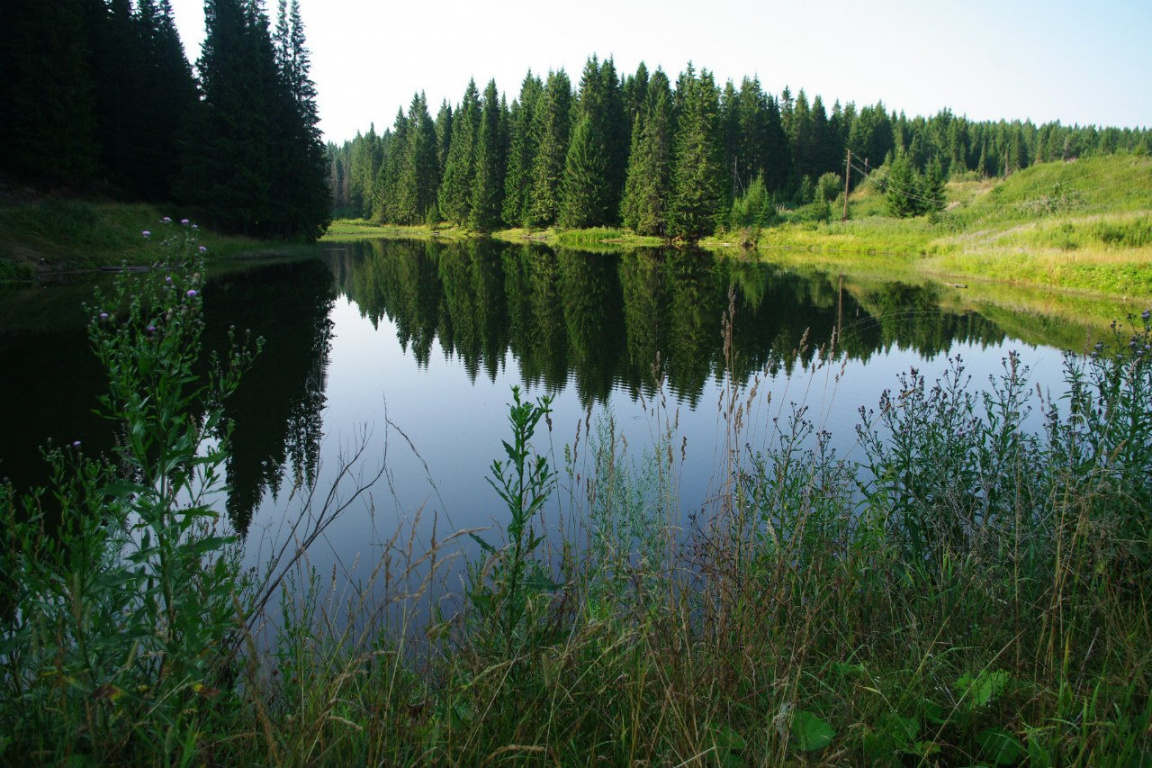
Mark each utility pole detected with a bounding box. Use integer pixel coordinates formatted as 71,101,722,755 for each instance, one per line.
842,148,852,222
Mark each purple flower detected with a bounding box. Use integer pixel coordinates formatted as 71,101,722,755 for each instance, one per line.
162,216,172,224
146,325,156,333
181,219,190,226
199,246,208,253
165,276,173,285
99,312,109,320
1143,309,1151,321
142,230,151,238
191,224,199,230
72,440,81,448
186,289,198,298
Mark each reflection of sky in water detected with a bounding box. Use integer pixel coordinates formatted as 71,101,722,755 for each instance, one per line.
240,292,1070,610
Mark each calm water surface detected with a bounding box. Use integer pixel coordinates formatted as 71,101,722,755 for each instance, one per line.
0,239,1083,597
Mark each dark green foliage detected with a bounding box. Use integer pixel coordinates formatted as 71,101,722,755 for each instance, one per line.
668,66,725,240
729,175,777,230
469,80,506,232
884,151,946,218
380,93,440,224
0,0,99,183
338,57,1150,234
526,70,573,228
559,56,626,229
176,0,329,239
503,72,544,227
622,70,675,237
439,79,480,225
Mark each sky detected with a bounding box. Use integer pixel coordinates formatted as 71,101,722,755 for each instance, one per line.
167,0,1151,144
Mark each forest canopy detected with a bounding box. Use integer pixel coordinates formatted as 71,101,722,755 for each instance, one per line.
328,56,1151,239
0,0,330,241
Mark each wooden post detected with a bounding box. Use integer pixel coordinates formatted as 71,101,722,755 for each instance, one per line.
842,149,851,221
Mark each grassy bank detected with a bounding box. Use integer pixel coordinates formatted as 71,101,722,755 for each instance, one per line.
0,198,302,281
2,238,1151,766
714,155,1152,299
328,155,1152,303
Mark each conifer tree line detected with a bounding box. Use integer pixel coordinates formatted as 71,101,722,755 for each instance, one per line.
327,56,1151,238
0,0,330,240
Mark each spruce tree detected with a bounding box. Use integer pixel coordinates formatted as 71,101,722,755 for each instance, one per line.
622,69,674,237
469,79,505,231
0,0,99,183
438,79,480,225
668,67,725,240
399,92,440,224
502,72,543,227
526,70,572,228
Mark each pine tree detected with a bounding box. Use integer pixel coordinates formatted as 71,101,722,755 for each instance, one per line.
559,56,624,228
399,92,440,224
469,79,505,232
668,67,724,240
884,152,922,218
0,0,99,183
622,69,674,237
526,70,572,228
439,79,480,225
502,72,543,227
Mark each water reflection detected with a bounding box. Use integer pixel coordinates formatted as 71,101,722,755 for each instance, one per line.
2,239,1014,539
328,240,1006,407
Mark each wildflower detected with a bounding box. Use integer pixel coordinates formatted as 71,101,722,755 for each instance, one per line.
1143,309,1151,322
99,312,109,320
191,224,199,230
181,219,190,226
187,290,198,298
162,217,172,224
146,325,156,333
165,276,173,285
72,441,81,448
142,230,151,238
199,246,208,253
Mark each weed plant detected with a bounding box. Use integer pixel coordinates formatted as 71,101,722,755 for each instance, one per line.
2,219,1150,765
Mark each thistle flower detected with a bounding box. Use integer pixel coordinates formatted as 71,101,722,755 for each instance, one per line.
199,246,208,253
161,217,172,224
187,290,198,299
181,219,190,226
142,230,151,238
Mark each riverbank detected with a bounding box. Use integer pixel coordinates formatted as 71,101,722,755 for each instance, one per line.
325,155,1152,302
0,197,311,282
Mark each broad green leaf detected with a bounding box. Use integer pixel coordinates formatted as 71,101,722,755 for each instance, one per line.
791,709,835,752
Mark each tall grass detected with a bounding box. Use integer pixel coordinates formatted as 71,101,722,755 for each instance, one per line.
2,225,1150,765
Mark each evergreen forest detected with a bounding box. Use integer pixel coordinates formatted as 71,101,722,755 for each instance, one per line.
0,0,330,240
328,56,1151,238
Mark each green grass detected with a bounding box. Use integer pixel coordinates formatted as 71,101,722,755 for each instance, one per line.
0,198,272,277
701,155,1152,300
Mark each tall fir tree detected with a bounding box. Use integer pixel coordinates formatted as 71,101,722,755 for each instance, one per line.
438,79,480,225
0,0,99,183
398,92,440,224
526,70,572,228
502,72,543,227
469,79,506,231
668,67,725,240
622,69,675,237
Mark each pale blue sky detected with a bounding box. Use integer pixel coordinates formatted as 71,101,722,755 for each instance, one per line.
168,0,1151,143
